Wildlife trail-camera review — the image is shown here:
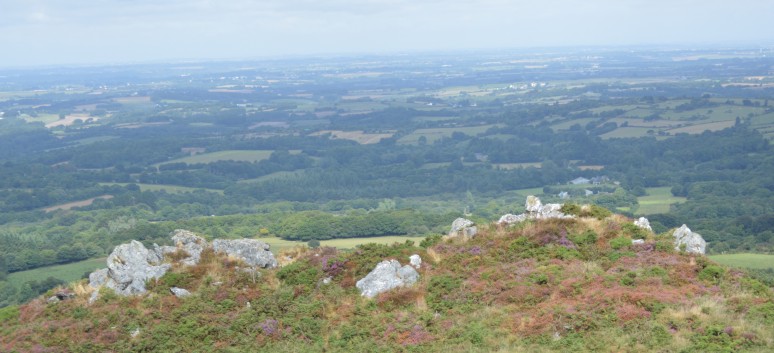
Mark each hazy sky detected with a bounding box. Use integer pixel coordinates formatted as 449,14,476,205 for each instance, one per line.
1,0,772,67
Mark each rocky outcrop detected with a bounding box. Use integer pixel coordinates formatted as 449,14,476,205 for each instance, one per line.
95,240,172,296
170,287,192,298
88,230,278,297
409,254,422,269
673,225,706,255
498,213,527,224
634,217,653,232
162,229,208,266
499,196,572,225
447,218,477,240
212,239,277,268
356,259,420,298
525,195,543,213
47,290,75,304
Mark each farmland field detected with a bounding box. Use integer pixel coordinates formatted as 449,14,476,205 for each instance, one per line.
709,254,774,270
495,162,542,170
636,187,687,215
665,120,736,134
43,195,114,212
397,124,501,144
100,183,224,194
158,150,300,166
258,235,426,252
6,258,106,289
309,130,394,144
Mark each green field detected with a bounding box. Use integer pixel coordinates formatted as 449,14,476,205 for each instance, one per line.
100,183,224,194
158,150,300,166
601,127,654,139
397,124,501,145
709,254,774,270
636,187,687,215
6,258,106,289
237,171,303,184
258,235,426,252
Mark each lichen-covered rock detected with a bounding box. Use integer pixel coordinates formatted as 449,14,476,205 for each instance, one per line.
409,254,422,269
673,224,706,255
525,195,543,213
501,196,572,224
88,268,109,288
632,239,645,245
448,218,477,240
356,259,419,298
170,287,192,298
450,218,474,233
168,229,208,266
634,217,653,232
212,239,278,268
498,213,527,224
103,240,171,296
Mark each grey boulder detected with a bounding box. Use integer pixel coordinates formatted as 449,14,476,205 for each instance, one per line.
673,224,707,255
356,260,419,298
212,239,278,268
634,217,653,232
448,218,477,240
103,240,171,296
170,287,192,298
167,229,208,266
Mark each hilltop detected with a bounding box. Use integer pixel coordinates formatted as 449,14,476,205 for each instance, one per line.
1,199,772,352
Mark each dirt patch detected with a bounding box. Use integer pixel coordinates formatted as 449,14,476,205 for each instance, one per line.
44,195,114,212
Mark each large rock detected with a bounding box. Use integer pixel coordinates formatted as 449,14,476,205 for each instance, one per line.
103,240,171,296
409,254,422,269
212,239,278,268
167,229,208,266
525,195,543,213
634,217,653,232
673,224,706,255
499,196,572,225
170,287,192,298
498,213,527,225
447,218,477,240
356,260,419,298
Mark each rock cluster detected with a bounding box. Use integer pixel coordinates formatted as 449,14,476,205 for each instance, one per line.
88,230,277,297
47,290,76,304
673,224,706,255
634,217,653,232
447,218,477,240
356,258,420,298
88,240,171,296
213,239,278,268
499,196,572,225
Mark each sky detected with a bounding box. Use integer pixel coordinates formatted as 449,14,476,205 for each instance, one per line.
1,0,773,68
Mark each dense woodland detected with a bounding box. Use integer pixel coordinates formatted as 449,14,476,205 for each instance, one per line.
1,48,774,307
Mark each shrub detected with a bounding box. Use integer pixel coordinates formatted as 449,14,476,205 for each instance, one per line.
307,239,320,248
427,275,462,312
560,203,582,216
276,260,322,290
570,230,597,246
420,234,442,248
609,237,631,250
698,266,725,284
